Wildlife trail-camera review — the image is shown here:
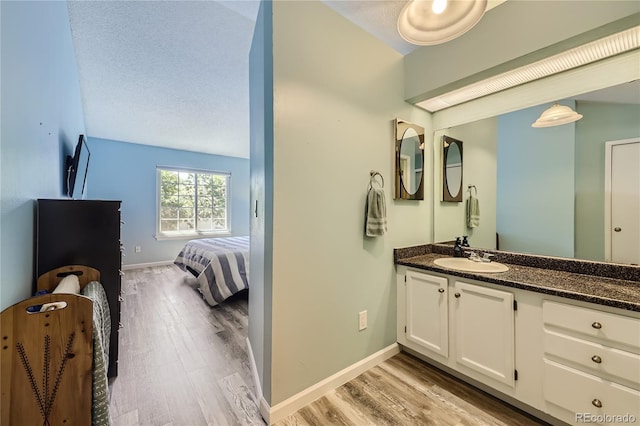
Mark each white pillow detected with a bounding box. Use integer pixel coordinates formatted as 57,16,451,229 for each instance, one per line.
53,274,80,294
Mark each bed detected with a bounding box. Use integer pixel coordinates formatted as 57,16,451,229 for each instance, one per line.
174,236,250,306
1,265,111,426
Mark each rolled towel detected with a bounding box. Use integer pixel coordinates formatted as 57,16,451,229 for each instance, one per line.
466,194,480,228
53,274,81,294
365,187,387,237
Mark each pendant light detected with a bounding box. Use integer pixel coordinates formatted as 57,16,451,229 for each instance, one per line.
531,103,583,128
397,0,488,46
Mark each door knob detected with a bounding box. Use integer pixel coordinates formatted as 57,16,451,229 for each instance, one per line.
614,227,622,232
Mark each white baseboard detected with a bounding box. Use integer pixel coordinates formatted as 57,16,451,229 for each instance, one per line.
266,343,400,425
121,260,175,270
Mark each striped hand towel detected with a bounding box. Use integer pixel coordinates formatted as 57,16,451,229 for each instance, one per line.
365,187,387,237
466,194,480,228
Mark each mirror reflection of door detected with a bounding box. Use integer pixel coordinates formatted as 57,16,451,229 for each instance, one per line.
400,154,411,193
606,138,640,264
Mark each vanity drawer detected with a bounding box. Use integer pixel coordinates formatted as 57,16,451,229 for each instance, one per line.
544,360,640,421
543,300,640,351
544,330,640,387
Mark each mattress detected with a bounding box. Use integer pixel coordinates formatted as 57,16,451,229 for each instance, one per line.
174,236,250,306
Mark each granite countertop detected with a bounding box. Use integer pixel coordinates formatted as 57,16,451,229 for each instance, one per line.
395,247,640,313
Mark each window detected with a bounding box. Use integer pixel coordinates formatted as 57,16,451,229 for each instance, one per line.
157,167,230,238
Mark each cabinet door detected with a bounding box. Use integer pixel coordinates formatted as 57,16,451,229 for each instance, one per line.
406,270,449,357
454,280,515,387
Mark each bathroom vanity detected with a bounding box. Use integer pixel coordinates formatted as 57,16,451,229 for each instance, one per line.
395,245,640,426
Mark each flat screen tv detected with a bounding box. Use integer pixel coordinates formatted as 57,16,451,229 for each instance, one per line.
66,134,90,199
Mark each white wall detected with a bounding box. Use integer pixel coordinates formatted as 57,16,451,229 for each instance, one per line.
269,0,431,405
0,1,86,310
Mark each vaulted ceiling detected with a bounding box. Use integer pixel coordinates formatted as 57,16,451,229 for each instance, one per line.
67,1,638,159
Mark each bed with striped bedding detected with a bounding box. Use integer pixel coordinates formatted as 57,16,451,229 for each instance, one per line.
174,236,249,306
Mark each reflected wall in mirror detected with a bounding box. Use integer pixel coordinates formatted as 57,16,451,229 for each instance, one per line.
442,136,463,202
433,80,640,265
394,118,425,200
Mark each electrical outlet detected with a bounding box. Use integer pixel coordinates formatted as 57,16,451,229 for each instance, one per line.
358,310,367,331
134,246,141,253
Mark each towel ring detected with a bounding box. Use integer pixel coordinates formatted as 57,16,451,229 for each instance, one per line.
467,185,477,196
369,170,384,189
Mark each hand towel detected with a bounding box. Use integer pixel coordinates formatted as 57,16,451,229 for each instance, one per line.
466,194,480,228
365,187,387,237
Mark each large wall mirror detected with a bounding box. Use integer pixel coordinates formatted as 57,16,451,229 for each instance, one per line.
442,136,463,202
433,79,640,266
394,119,424,200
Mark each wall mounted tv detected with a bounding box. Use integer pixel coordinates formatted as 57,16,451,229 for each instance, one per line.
66,134,90,199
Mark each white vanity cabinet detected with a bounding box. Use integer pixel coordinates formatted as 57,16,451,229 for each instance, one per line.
397,269,517,389
404,270,449,357
453,280,516,387
542,300,640,425
397,264,640,426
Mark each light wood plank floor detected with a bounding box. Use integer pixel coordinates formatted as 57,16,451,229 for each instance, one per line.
111,265,548,426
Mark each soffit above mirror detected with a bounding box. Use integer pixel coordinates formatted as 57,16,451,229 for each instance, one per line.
414,19,640,112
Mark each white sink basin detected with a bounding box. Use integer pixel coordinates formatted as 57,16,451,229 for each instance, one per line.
433,257,509,273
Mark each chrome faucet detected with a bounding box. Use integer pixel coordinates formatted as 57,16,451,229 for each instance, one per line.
465,251,495,262
465,251,481,262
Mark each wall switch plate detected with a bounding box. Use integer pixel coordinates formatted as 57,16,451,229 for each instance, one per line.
134,246,141,253
358,310,367,331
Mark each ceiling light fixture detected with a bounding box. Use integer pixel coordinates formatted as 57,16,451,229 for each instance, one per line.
531,103,583,128
398,0,488,46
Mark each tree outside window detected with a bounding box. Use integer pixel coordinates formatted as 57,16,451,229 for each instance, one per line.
158,168,229,237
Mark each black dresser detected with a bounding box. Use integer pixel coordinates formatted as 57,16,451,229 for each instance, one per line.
35,199,122,377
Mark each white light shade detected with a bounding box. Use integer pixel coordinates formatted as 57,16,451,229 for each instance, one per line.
398,0,488,46
531,103,583,128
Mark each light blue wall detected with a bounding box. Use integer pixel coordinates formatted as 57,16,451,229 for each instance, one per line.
85,138,250,266
248,0,274,404
1,1,86,310
497,102,575,257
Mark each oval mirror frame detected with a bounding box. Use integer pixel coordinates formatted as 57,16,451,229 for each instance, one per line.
442,135,463,202
394,119,425,200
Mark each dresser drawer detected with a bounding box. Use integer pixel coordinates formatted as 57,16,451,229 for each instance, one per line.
544,360,640,422
544,330,640,387
543,300,640,351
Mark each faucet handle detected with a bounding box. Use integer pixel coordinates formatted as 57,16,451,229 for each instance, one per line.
465,251,479,261
481,253,495,262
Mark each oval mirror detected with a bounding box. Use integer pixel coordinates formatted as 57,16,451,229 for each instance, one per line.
394,119,424,200
400,128,423,195
443,136,463,202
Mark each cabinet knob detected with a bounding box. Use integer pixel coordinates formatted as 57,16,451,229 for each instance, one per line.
591,399,602,408
614,227,622,232
591,355,602,364
454,292,461,298
591,321,602,329
438,288,445,293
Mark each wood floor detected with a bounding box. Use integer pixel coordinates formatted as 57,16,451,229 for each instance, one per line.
110,265,548,426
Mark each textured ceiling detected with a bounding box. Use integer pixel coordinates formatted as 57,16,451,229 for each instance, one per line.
68,1,636,159
68,0,260,159
68,0,509,158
